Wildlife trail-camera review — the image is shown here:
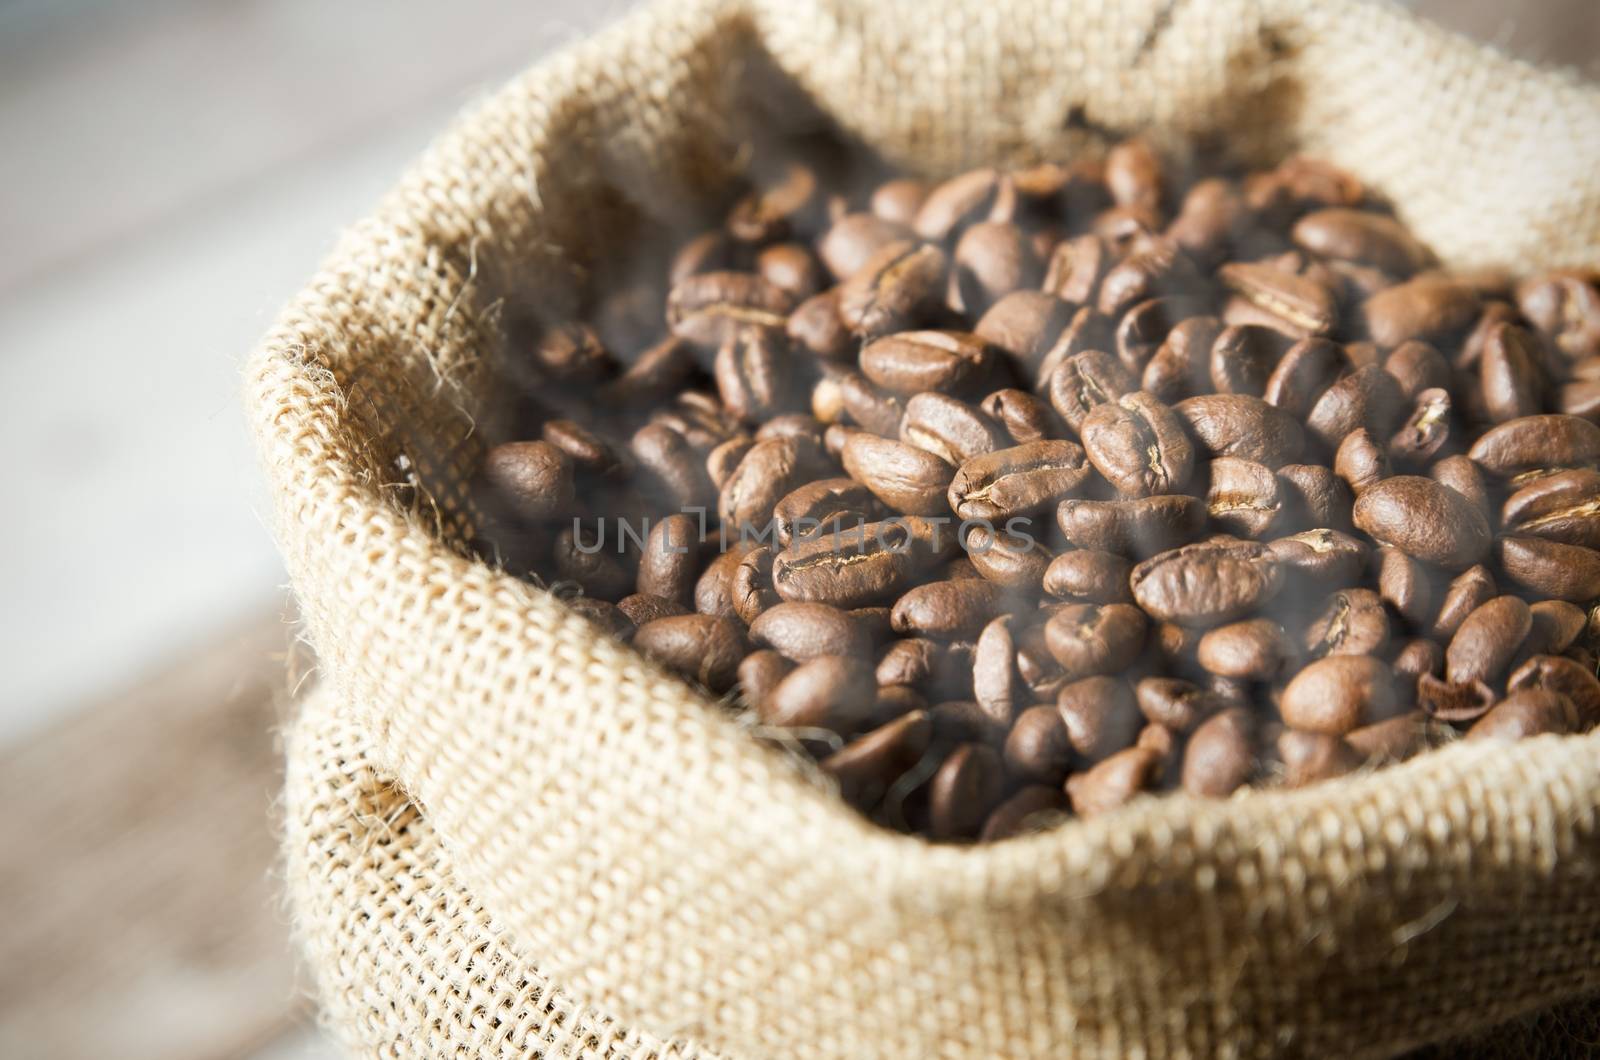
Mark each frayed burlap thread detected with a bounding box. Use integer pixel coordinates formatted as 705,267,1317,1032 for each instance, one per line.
257,0,1600,1056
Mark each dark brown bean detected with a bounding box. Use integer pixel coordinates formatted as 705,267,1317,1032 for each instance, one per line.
483,441,575,518
1219,260,1338,336
1057,495,1207,557
1044,604,1148,678
1268,529,1368,586
1468,414,1600,477
1066,747,1163,817
1198,618,1293,680
891,579,1010,640
964,523,1052,587
772,477,879,548
1276,731,1363,788
1446,596,1531,687
837,240,948,338
927,743,1007,839
633,614,747,692
1500,469,1600,549
737,649,795,707
1135,677,1225,732
1516,270,1600,359
860,330,993,395
749,602,872,661
1206,457,1283,538
842,433,955,516
1361,275,1479,348
974,291,1074,371
913,169,1015,243
1507,655,1600,728
617,592,691,627
761,654,878,734
818,213,911,281
1466,690,1577,741
1332,428,1391,497
980,785,1069,841
949,441,1092,521
1352,476,1491,570
636,513,702,604
1081,391,1195,497
980,388,1065,445
821,711,933,808
1043,549,1135,603
1496,536,1600,602
1430,564,1497,640
1176,394,1305,467
1046,349,1138,433
1304,588,1390,659
900,393,1006,466
666,271,793,349
1130,539,1284,625
1181,708,1257,797
1275,464,1354,531
1306,364,1406,452
1279,655,1399,734
1057,676,1143,763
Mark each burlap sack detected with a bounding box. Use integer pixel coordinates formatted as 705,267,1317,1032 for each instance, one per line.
253,0,1600,1055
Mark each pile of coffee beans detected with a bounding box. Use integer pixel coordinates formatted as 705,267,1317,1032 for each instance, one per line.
473,140,1600,841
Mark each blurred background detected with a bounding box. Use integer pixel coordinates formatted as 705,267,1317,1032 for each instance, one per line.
0,0,1593,1056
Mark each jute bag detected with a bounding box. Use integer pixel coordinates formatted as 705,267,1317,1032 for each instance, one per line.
253,0,1600,1055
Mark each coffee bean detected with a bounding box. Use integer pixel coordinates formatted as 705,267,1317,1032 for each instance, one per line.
1042,232,1113,304
1176,394,1305,467
979,785,1069,841
1347,711,1435,763
737,649,795,708
842,433,955,516
1332,428,1391,498
1057,495,1207,556
1276,730,1362,788
1383,340,1451,400
891,579,1010,640
1034,306,1117,390
1361,275,1479,348
1521,600,1587,658
531,323,612,382
1044,604,1148,679
837,240,948,338
761,654,878,734
1096,239,1202,318
541,420,623,476
1352,476,1490,569
483,441,575,519
564,597,635,641
870,178,929,227
1388,387,1452,465
1042,549,1134,603
1219,260,1338,336
980,388,1065,444
1131,539,1284,625
726,161,823,242
636,513,703,604
1167,178,1245,266
927,743,1007,839
964,523,1052,587
1516,270,1600,359
633,614,747,692
787,289,854,360
1305,587,1390,658
1205,457,1283,538
670,230,742,285
949,440,1092,521
900,393,1006,465
1467,690,1577,741
1507,655,1600,728
1275,464,1354,531
667,271,793,349
1066,746,1163,817
1004,704,1073,784
1469,414,1600,477
1429,455,1491,525
972,616,1021,725
1497,536,1600,603
974,291,1073,370
631,423,716,510
876,637,945,688
772,477,880,548
1208,325,1290,398
1117,296,1212,374
913,168,1015,243
1268,529,1368,586
714,326,790,422
952,221,1041,313
617,592,690,627
1307,364,1406,451
1143,316,1223,402
835,372,907,436
1081,391,1195,497
731,547,780,623
757,242,823,300
1135,676,1223,732
749,602,872,661
1045,349,1138,433
1292,208,1430,275
1198,618,1293,680
1056,676,1142,764
821,710,933,808
719,437,821,528
1430,564,1497,640
694,542,756,618
1446,596,1531,687
1181,707,1257,797
1280,655,1399,734
1478,323,1545,424
1501,469,1600,549
818,213,912,281
861,330,993,395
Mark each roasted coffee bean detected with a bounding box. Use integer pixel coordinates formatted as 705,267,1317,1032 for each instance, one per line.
1497,536,1600,602
876,637,943,688
913,168,1015,243
737,649,795,707
1468,414,1600,477
761,654,878,734
1043,549,1134,603
552,524,633,599
1066,747,1163,817
1167,178,1245,266
1383,341,1451,400
666,271,793,349
726,161,823,242
1198,618,1293,680
1209,325,1290,398
1516,269,1600,359
1333,428,1391,497
980,785,1069,841
1280,655,1400,734
1105,139,1164,213
1134,676,1221,732
1056,676,1142,764
1304,588,1390,658
974,291,1073,371
1431,564,1497,640
841,433,955,516
1096,239,1201,319
1479,323,1545,424
1307,364,1406,452
1034,305,1117,390
1206,457,1283,538
900,393,1006,465
714,326,790,422
636,513,703,604
757,242,823,300
891,579,1009,640
1507,654,1600,728
870,178,929,227
926,743,1007,839
1429,455,1491,525
1057,495,1207,556
1176,394,1305,467
1219,260,1338,336
786,289,853,360
837,240,948,338
602,335,697,406
1042,233,1113,304
531,322,611,382
483,440,576,521
564,597,635,640
821,711,933,808
980,388,1065,444
1268,529,1367,586
1362,275,1479,348
1388,387,1452,465
952,221,1041,313
949,440,1092,521
1347,711,1435,763
1045,349,1138,433
694,542,756,618
670,230,741,284
1500,469,1600,549
1004,704,1073,784
704,433,755,488
1276,731,1363,788
772,477,879,547
749,602,872,662
861,330,993,395
719,437,820,528
631,423,716,510
1081,391,1195,497
1275,464,1354,531
836,372,907,436
1467,690,1577,741
964,523,1051,587
818,213,911,281
1044,604,1147,678
1116,295,1212,374
870,684,928,727
1446,595,1531,687
1292,208,1430,276
1143,316,1223,401
1181,708,1256,796
732,546,780,623
633,614,747,692
1130,540,1284,625
617,592,691,627
972,616,1021,725
1521,600,1587,658
1352,476,1490,570
541,420,623,476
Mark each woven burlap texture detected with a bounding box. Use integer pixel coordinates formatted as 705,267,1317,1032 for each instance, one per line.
254,0,1600,1056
